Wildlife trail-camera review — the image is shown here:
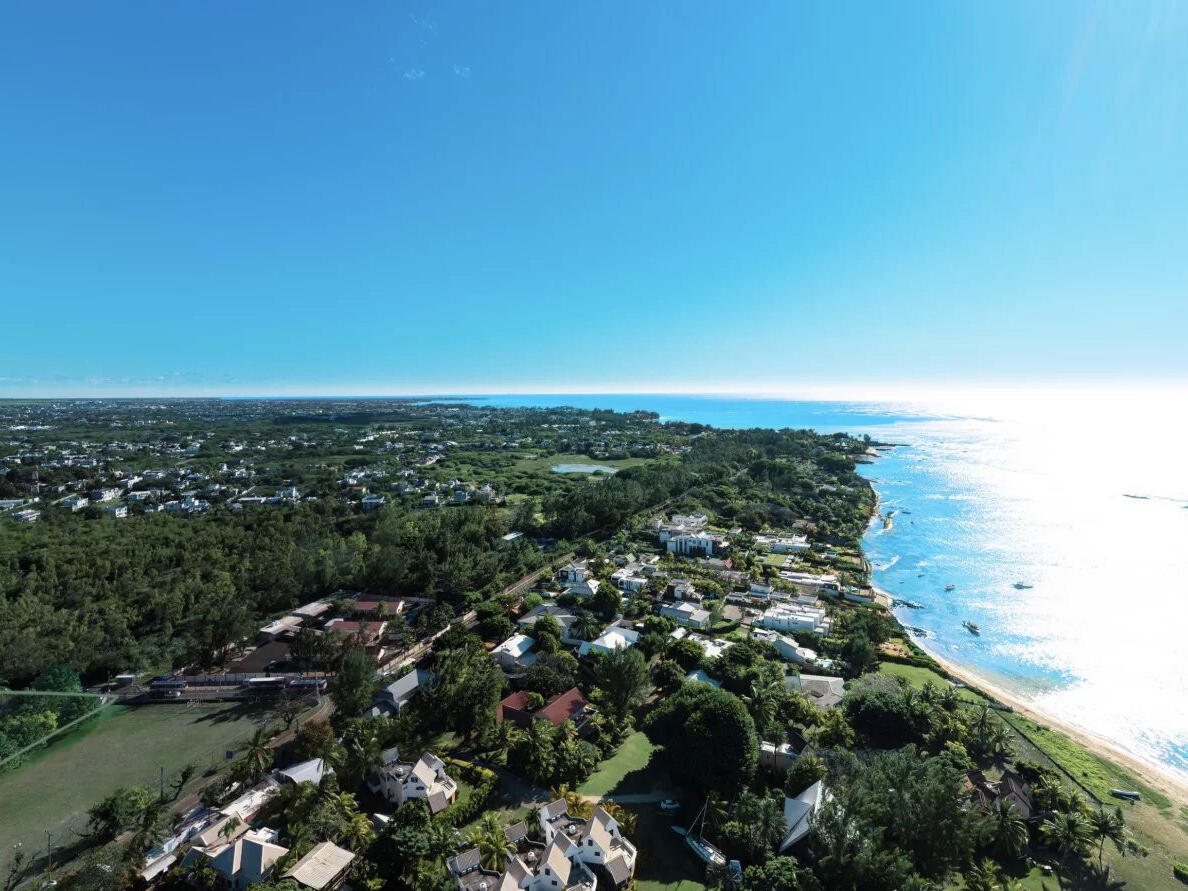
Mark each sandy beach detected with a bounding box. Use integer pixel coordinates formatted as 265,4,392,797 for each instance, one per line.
916,631,1188,810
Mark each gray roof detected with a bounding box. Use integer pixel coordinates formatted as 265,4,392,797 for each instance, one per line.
378,668,431,706
446,847,480,875
278,758,330,785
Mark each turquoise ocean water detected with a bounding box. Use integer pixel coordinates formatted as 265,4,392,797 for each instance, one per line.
473,393,1188,784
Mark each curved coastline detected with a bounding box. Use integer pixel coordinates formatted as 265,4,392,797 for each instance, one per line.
873,585,1188,809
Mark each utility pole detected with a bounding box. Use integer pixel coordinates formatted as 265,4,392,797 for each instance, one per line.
45,830,51,862
159,766,165,801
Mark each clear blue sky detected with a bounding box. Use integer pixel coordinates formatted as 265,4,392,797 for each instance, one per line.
2,1,1186,397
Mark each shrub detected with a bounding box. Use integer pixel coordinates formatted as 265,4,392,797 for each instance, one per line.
1173,861,1188,884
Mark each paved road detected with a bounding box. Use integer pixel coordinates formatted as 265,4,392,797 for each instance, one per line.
579,791,678,805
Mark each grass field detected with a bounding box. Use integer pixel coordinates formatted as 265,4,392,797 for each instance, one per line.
630,805,708,891
0,701,271,861
578,731,659,798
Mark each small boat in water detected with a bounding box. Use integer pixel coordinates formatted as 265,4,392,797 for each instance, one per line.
945,584,955,592
1012,582,1033,590
963,620,980,635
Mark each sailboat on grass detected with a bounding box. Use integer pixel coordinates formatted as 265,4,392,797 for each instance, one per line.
674,798,726,866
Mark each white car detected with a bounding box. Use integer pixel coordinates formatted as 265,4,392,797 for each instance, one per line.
659,799,681,811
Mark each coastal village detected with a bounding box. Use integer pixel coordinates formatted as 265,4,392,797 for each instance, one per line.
1,400,1184,891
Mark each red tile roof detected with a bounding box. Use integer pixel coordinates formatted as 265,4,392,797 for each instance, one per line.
538,687,589,726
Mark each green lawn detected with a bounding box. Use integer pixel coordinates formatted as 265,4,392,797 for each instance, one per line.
0,701,272,861
877,661,985,703
577,731,658,798
630,805,708,891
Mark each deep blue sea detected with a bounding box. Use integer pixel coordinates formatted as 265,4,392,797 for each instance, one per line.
472,392,1188,784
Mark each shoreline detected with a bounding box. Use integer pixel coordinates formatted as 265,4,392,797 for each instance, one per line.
873,586,1188,809
860,456,1188,810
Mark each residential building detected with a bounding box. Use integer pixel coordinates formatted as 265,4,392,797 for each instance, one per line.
777,570,840,594
63,494,89,512
666,531,726,558
190,828,288,890
659,601,711,630
780,781,829,852
492,633,539,671
517,604,584,646
759,741,798,772
283,841,356,891
372,668,432,715
751,628,817,664
497,687,593,735
538,800,637,888
577,625,640,657
754,603,831,636
367,749,458,815
277,758,332,786
784,674,846,709
565,576,602,600
361,494,386,510
755,533,810,553
556,561,590,586
610,564,648,592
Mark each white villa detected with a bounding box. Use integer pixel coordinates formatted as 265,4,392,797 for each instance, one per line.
751,628,818,664
368,749,458,815
493,633,538,671
754,603,831,636
578,625,640,657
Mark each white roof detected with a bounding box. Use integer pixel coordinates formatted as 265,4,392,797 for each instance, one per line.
780,781,828,851
578,626,640,656
278,758,330,785
493,633,536,658
284,841,356,890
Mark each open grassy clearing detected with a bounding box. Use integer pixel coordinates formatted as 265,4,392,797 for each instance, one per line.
630,805,708,891
0,702,271,858
577,731,658,798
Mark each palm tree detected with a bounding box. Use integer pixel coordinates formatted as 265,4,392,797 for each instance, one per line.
982,797,1029,860
523,720,556,784
468,812,514,871
127,798,169,860
1088,807,1126,874
338,812,375,852
962,858,1020,891
240,728,274,782
1041,810,1092,874
573,612,603,642
549,785,591,819
705,791,729,829
423,820,457,863
218,815,242,843
938,685,962,712
744,678,781,734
